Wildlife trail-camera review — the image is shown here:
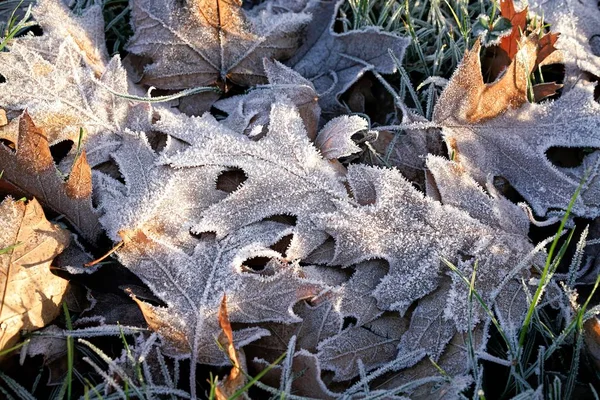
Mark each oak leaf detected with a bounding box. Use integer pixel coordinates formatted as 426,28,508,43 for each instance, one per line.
158,97,351,259
0,38,135,167
126,0,310,89
433,37,600,217
0,197,70,358
214,59,320,139
286,0,411,115
119,222,325,365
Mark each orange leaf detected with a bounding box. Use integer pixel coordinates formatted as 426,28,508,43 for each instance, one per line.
499,0,528,59
536,32,560,66
215,294,247,400
532,82,563,102
0,113,100,242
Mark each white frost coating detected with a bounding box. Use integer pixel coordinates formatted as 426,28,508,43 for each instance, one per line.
126,0,311,88
315,115,367,159
530,0,600,84
159,97,350,258
116,221,326,364
313,163,536,329
0,40,132,166
97,129,226,249
435,80,600,218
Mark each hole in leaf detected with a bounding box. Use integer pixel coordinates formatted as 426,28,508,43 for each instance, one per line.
216,168,247,193
146,131,168,153
265,214,297,226
492,176,526,204
242,256,271,272
189,230,216,241
342,316,357,330
546,147,596,168
590,34,600,57
95,159,125,184
49,140,74,165
0,74,5,84
269,234,293,255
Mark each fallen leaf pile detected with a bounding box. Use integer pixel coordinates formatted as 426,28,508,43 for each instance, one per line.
1,0,599,398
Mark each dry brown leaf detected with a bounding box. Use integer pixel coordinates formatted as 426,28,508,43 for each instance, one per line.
0,197,70,359
0,112,101,243
215,294,247,400
434,35,538,125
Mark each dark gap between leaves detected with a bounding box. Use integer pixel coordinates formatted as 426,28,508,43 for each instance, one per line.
94,159,125,184
342,316,358,330
146,130,168,153
265,214,298,226
49,140,73,165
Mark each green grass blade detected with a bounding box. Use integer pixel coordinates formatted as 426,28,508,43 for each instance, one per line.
519,180,583,347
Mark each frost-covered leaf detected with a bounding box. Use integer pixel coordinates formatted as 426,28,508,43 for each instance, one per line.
315,115,366,159
313,164,535,321
97,128,225,251
159,98,350,258
426,155,530,236
317,314,407,381
0,38,135,167
26,0,109,75
287,0,410,115
530,0,600,83
246,298,343,360
397,280,455,360
0,197,70,358
126,0,310,89
0,113,101,242
214,59,320,139
433,37,600,217
252,349,339,399
119,222,325,364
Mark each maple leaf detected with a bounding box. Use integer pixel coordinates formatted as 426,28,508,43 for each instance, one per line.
118,222,325,365
0,113,101,243
0,197,70,358
126,0,310,89
158,97,351,259
286,0,411,115
433,38,600,217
